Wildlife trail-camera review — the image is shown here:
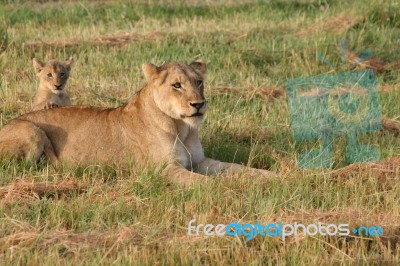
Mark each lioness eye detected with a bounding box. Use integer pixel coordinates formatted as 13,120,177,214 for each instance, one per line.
60,72,65,77
172,83,181,89
47,73,53,78
196,80,203,88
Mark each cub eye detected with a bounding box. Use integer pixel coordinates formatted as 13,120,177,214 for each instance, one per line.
196,80,203,88
47,73,53,78
60,72,65,77
172,82,181,89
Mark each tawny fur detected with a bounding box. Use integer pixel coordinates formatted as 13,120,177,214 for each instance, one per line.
0,61,275,186
32,58,73,111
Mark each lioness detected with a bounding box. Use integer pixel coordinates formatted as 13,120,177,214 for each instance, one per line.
0,60,275,186
32,57,73,111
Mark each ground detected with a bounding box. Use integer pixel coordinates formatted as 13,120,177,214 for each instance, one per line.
0,0,399,264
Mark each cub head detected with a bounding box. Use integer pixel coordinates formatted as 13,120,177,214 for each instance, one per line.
142,60,207,127
32,57,73,94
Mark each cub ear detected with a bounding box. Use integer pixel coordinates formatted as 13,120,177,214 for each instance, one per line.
65,56,73,70
190,59,207,76
142,63,159,83
32,58,45,74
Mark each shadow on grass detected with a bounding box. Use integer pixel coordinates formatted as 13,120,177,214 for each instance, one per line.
203,128,277,170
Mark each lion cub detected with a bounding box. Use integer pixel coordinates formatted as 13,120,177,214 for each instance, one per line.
32,57,73,111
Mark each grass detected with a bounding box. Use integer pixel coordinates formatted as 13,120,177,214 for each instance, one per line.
0,0,399,264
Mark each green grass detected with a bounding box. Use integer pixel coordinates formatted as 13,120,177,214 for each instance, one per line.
0,0,399,265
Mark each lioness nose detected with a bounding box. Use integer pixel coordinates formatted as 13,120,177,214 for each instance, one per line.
190,101,205,110
55,85,62,90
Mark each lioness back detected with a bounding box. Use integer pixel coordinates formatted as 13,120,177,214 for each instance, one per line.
32,57,73,111
19,106,134,163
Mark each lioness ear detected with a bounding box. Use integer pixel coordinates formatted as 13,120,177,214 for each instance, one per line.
65,56,73,70
32,58,45,74
190,60,207,76
142,63,158,83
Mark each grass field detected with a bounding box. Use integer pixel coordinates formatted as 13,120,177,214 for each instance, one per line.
0,0,399,264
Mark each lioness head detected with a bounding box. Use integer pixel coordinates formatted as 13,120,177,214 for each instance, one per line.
142,60,207,127
32,57,73,94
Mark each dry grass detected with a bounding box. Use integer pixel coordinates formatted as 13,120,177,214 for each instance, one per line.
331,156,400,179
211,86,285,101
297,86,369,97
379,84,400,93
345,49,388,73
296,12,363,37
0,180,85,203
1,209,398,254
273,209,400,227
0,227,144,254
273,209,400,248
383,117,400,136
23,32,163,50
